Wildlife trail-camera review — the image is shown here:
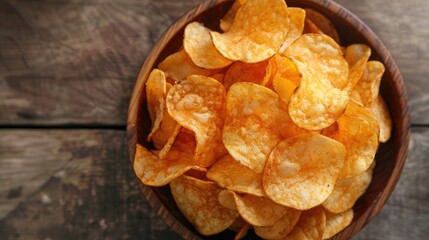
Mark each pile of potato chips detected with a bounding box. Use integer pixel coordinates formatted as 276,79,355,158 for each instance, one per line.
134,0,392,239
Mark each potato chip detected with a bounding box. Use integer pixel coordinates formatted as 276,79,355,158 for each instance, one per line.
218,189,239,210
232,192,290,226
344,44,371,91
305,8,340,43
220,0,242,32
210,73,224,83
285,206,326,240
279,8,306,53
304,19,323,35
345,99,380,135
369,95,392,142
223,83,305,173
269,54,301,87
323,209,354,239
207,154,264,196
157,124,181,159
211,0,289,63
166,75,227,167
222,61,270,90
170,175,238,235
288,72,349,130
323,164,374,213
352,61,385,106
229,216,247,232
184,168,209,181
234,223,250,240
263,133,346,210
158,50,217,81
284,34,348,89
134,133,204,186
146,69,166,141
184,22,232,69
330,107,378,179
254,208,301,239
273,75,298,105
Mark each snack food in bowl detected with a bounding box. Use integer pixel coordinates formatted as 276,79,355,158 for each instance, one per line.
127,0,410,239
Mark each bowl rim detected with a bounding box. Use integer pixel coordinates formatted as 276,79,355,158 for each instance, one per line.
127,0,411,239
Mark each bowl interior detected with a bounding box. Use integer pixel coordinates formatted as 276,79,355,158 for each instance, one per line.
127,0,410,239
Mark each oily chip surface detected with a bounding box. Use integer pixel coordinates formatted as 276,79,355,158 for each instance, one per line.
263,133,346,210
211,0,289,63
170,175,238,235
166,75,227,167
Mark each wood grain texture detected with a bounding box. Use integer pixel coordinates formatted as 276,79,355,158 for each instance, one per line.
0,128,427,239
0,130,180,240
0,0,202,125
0,0,428,125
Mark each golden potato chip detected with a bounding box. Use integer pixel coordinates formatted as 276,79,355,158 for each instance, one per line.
269,54,301,87
284,34,348,89
223,61,270,90
369,95,392,142
210,73,224,83
134,133,204,186
288,72,349,130
279,8,306,53
220,0,242,32
223,83,305,173
345,99,380,135
331,108,378,179
263,133,346,210
211,0,289,63
166,75,227,167
273,75,298,105
305,8,340,43
158,50,217,81
285,206,326,240
234,223,250,240
207,154,264,196
170,175,238,235
184,22,232,69
352,61,385,106
344,44,371,91
146,69,166,141
304,19,323,35
218,189,238,210
323,164,374,213
254,208,301,239
157,124,181,159
323,209,354,239
232,192,290,227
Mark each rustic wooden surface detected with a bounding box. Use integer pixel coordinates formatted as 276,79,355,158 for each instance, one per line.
0,0,428,239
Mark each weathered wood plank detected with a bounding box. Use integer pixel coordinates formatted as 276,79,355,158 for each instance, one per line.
0,0,202,125
0,130,180,239
0,128,427,239
0,0,428,125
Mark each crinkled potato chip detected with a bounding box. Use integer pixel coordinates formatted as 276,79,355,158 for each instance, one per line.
352,61,385,106
285,206,326,240
223,60,270,90
218,189,239,210
370,95,392,142
284,34,348,89
323,164,374,213
211,0,289,63
146,69,166,141
166,75,227,167
134,132,204,186
344,44,371,91
254,208,301,239
287,71,349,130
158,50,217,81
170,175,238,235
184,22,232,69
223,83,305,173
305,8,340,43
232,192,290,227
331,108,378,179
323,209,354,239
220,0,242,32
207,154,264,196
263,133,346,210
280,8,306,53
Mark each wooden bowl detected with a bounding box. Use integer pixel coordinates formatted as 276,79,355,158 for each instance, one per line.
127,0,411,239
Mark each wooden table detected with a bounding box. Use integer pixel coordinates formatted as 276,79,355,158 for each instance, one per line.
0,0,427,239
